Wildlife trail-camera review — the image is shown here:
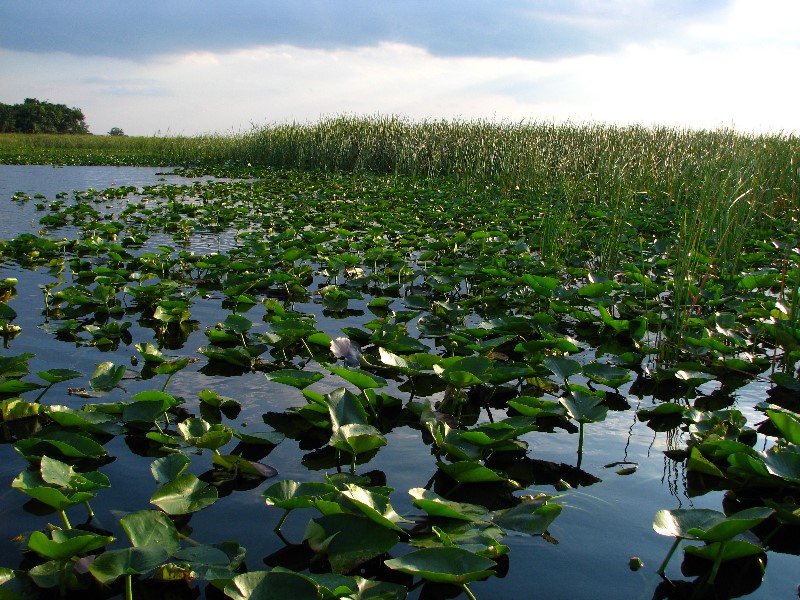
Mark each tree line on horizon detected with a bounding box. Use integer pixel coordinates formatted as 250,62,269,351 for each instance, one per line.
0,98,90,134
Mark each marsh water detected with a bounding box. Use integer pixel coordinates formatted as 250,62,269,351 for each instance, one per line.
0,165,795,599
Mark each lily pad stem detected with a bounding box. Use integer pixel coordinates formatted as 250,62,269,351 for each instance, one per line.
84,500,94,519
657,537,682,576
577,422,585,469
274,509,290,532
708,541,724,584
125,573,133,600
461,583,478,600
59,561,68,596
33,382,55,403
161,372,176,393
59,509,72,530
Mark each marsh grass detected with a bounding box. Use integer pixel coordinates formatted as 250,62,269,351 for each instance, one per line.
2,118,798,328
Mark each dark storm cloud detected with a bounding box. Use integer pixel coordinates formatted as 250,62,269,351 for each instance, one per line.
0,0,731,60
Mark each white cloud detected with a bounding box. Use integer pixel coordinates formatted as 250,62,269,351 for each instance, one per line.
2,1,799,138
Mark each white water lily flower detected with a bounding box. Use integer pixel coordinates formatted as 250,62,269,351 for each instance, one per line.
330,336,362,366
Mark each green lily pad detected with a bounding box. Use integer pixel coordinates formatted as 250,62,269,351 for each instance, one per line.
339,484,411,532
223,313,253,334
0,380,43,394
14,429,108,460
507,396,566,419
89,545,170,584
409,488,489,522
325,387,369,429
36,368,82,385
135,342,167,363
491,500,562,535
198,389,241,409
46,405,123,435
178,418,233,450
384,546,496,584
150,472,219,514
40,455,109,492
212,454,279,478
330,423,387,456
687,447,725,478
582,362,631,388
437,461,506,483
263,480,337,511
766,409,800,445
561,390,607,423
1,397,42,421
763,448,800,483
458,418,537,448
123,391,180,425
305,513,400,574
265,369,325,389
543,356,581,381
225,570,322,600
12,469,95,511
326,365,387,390
233,430,285,445
28,529,113,561
0,566,36,600
433,356,492,388
684,539,765,562
89,361,126,391
150,453,191,485
121,509,181,553
169,542,245,581
653,506,773,542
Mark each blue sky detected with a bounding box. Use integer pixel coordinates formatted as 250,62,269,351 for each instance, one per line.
1,1,798,136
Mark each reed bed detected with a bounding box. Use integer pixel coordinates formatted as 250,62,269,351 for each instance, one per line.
2,116,798,275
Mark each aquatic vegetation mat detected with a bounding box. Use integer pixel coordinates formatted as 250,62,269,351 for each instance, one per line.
0,165,798,599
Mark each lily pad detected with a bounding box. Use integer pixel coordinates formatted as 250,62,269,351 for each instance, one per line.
305,513,400,574
265,369,325,389
225,570,322,600
28,529,113,561
90,545,170,584
437,461,506,483
384,546,496,584
150,472,219,514
653,506,773,542
409,488,489,522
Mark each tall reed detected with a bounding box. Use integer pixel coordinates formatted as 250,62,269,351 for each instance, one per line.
2,117,798,262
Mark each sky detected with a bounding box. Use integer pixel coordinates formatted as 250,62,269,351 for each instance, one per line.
1,0,798,136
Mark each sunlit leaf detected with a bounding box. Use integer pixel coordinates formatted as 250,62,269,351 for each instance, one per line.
150,473,218,514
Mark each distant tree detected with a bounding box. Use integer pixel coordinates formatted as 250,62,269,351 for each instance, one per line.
0,103,14,133
0,98,90,134
108,127,126,136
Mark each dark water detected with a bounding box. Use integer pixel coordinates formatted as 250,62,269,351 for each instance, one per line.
0,166,794,599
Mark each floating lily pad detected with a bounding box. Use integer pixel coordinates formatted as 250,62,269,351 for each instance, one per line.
384,546,496,584
305,513,399,574
150,473,219,514
265,369,325,389
225,570,322,600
